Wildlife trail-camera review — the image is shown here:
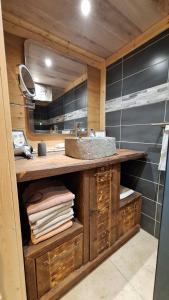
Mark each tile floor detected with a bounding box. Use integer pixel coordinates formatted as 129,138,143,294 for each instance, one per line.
62,229,158,300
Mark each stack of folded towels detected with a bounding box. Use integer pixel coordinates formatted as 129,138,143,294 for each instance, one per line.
24,182,75,244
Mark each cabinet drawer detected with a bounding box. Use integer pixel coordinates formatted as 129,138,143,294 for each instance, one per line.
36,233,83,298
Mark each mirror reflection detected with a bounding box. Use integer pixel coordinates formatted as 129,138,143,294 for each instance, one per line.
25,40,87,135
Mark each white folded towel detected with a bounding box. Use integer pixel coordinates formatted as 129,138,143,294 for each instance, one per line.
158,125,169,171
29,200,74,224
33,209,74,235
31,208,72,230
34,215,74,238
120,186,134,200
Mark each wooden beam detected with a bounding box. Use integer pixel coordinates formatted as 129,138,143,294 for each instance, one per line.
100,66,106,130
0,3,26,300
106,15,169,66
2,12,105,70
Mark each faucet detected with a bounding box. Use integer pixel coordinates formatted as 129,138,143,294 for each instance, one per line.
74,121,83,137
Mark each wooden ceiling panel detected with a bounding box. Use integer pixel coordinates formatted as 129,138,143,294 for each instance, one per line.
2,0,169,58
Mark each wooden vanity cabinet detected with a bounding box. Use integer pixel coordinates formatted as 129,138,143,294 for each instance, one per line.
16,150,144,299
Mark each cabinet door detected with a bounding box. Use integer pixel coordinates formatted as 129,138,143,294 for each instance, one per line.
90,164,120,260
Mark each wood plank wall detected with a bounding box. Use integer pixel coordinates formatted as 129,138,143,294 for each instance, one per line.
0,9,26,300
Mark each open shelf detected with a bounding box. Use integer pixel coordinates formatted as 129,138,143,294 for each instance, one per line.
24,219,83,258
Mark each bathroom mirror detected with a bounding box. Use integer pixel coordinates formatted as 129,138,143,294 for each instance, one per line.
25,40,87,135
19,64,36,98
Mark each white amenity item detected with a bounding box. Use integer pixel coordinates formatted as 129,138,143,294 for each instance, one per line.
65,137,117,160
120,186,134,200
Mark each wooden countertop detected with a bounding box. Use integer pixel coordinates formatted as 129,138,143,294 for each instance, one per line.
15,149,146,182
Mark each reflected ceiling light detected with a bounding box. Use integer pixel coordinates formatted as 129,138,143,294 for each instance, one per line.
81,0,91,16
45,58,52,67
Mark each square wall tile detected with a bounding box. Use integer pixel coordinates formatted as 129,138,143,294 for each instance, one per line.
121,160,159,183
121,174,158,201
141,197,156,219
121,124,163,144
106,110,121,126
123,35,169,77
106,126,120,141
121,102,165,125
120,142,161,164
107,61,122,85
123,60,168,96
141,214,155,236
106,80,122,101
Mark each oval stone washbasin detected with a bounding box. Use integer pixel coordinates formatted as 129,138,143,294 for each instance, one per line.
65,137,117,160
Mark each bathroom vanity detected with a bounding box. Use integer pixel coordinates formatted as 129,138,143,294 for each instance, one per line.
16,149,145,300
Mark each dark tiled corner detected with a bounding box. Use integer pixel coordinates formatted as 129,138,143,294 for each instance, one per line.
106,126,120,141
120,142,161,164
155,221,161,239
121,174,158,201
121,102,165,125
106,61,122,85
141,197,156,219
123,35,169,77
158,185,164,204
106,80,122,101
122,60,168,96
106,110,121,126
121,124,163,144
141,214,155,236
121,160,159,183
156,203,162,223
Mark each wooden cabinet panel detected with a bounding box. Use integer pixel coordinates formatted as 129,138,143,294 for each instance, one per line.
36,234,83,298
118,194,142,238
90,164,120,260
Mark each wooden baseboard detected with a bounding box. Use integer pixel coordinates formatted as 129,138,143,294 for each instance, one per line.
41,225,140,300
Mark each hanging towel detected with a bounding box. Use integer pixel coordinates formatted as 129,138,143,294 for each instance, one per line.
27,186,75,214
28,200,74,224
31,220,73,244
159,125,169,171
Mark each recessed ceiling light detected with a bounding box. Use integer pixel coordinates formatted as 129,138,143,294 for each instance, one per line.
45,58,52,67
81,0,91,17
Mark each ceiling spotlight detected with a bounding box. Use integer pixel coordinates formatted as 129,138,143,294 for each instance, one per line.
81,0,91,17
45,58,52,67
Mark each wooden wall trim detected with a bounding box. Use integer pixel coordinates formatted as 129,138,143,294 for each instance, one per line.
2,12,105,70
0,4,26,300
106,15,169,66
100,66,106,130
87,65,101,131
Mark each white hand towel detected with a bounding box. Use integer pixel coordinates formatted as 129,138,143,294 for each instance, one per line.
34,215,74,238
120,186,134,200
29,200,74,224
31,207,72,230
33,209,74,235
158,125,169,171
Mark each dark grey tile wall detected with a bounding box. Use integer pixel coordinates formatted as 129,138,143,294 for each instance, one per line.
34,81,87,132
106,30,169,238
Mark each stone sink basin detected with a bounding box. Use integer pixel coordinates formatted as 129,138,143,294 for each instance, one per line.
65,137,117,160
